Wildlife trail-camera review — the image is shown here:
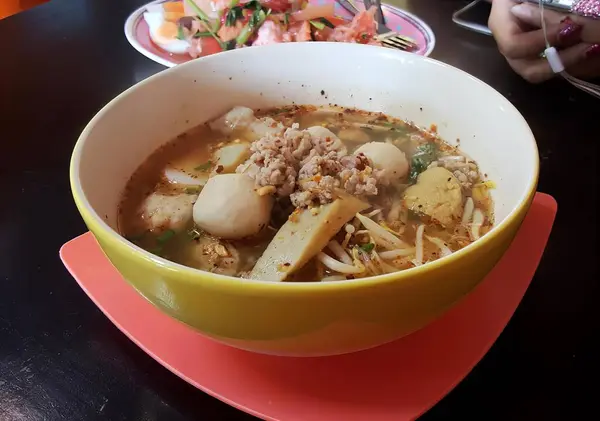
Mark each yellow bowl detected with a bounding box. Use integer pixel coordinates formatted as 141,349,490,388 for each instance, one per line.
70,43,538,356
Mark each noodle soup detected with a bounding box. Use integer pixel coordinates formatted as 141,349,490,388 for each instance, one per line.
118,105,494,282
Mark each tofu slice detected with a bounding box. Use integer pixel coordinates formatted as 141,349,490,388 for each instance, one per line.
249,192,369,281
211,142,251,175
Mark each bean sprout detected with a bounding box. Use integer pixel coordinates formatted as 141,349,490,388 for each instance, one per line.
424,235,453,257
327,240,353,265
462,197,474,224
355,213,409,249
317,252,363,274
470,209,485,240
413,224,425,266
371,250,401,273
379,248,416,260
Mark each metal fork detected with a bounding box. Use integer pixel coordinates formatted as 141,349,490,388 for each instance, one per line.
338,0,417,51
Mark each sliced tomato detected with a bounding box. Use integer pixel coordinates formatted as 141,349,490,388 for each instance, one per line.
327,16,347,26
200,37,224,57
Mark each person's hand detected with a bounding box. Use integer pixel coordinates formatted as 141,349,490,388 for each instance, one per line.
509,1,600,80
488,0,600,83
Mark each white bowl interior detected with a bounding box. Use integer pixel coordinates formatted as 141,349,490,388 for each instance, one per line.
74,43,537,238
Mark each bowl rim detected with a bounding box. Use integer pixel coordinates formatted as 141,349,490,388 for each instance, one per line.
70,42,539,294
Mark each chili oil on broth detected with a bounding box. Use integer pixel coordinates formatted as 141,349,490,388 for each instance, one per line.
117,105,495,282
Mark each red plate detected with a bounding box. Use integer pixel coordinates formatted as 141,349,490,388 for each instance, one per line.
60,193,556,420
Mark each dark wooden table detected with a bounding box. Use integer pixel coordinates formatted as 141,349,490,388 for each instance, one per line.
0,0,596,419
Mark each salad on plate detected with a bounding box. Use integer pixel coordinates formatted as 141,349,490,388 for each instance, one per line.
143,0,387,58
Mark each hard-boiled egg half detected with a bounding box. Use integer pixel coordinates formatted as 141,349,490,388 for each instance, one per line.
143,2,189,55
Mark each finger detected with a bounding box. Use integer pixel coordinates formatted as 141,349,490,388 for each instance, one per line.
489,0,522,36
512,3,600,46
511,5,582,48
510,3,565,28
508,43,591,83
498,27,555,59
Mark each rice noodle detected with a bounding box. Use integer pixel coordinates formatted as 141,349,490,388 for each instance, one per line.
470,209,485,240
462,197,474,224
327,240,353,265
424,235,453,257
355,213,409,249
317,252,363,274
379,248,416,260
413,224,425,266
164,167,207,186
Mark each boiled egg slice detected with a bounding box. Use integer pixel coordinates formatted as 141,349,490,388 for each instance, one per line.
144,4,189,55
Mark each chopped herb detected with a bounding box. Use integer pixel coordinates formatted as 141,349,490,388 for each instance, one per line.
185,187,201,194
309,20,326,30
318,17,335,28
224,39,237,50
244,0,261,9
176,25,185,40
409,143,438,183
194,160,212,171
249,8,265,27
236,9,268,45
157,229,176,244
225,0,262,26
283,12,290,27
193,31,213,38
360,242,375,253
225,6,244,26
184,0,227,49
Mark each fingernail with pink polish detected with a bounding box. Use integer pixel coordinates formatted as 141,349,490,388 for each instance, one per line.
585,44,600,59
558,22,583,44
